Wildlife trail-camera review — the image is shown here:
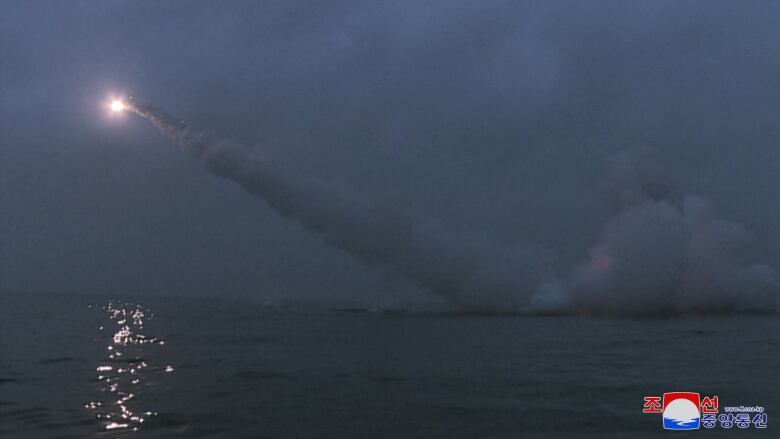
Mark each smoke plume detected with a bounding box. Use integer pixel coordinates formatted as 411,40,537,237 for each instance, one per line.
128,101,553,311
130,102,778,315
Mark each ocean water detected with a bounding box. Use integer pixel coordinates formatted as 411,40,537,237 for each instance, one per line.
1,293,777,438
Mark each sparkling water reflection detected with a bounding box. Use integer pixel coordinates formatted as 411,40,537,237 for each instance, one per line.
84,301,172,434
1,294,778,438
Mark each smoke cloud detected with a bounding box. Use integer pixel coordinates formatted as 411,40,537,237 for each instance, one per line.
130,102,778,315
530,148,779,315
128,101,553,311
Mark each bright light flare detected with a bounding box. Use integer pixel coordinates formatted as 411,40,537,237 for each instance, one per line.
110,100,126,112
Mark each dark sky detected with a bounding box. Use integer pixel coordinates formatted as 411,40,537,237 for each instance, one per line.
2,1,779,304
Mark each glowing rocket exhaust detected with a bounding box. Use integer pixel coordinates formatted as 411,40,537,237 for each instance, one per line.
110,99,125,112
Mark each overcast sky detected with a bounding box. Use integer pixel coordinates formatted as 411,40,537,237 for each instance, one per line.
2,1,779,304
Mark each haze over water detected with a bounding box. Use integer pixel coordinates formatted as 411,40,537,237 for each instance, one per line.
1,292,777,438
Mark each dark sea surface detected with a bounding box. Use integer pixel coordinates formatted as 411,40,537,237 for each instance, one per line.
1,293,778,438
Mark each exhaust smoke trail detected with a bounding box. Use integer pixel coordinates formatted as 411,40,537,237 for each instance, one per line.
126,100,778,315
127,100,553,311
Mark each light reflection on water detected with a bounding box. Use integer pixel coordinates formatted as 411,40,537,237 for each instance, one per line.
85,301,172,434
2,294,778,438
